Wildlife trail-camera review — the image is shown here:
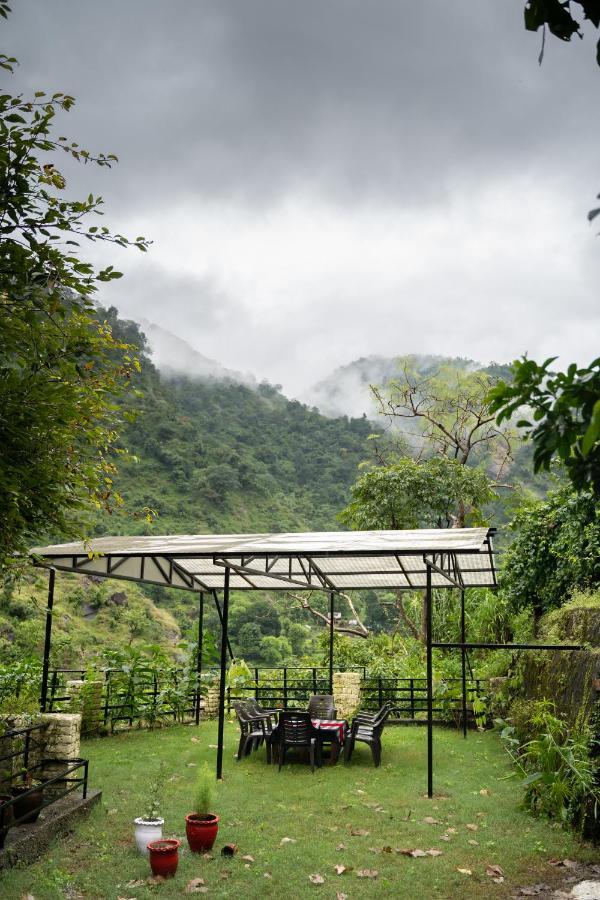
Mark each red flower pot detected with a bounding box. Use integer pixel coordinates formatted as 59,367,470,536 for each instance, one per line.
185,813,219,853
147,838,180,877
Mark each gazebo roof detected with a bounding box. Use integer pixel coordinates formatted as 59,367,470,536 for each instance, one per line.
31,527,497,593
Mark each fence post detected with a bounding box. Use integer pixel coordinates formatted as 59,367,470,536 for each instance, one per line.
409,678,415,719
254,668,259,701
103,671,110,729
283,668,288,709
312,667,317,694
378,677,383,710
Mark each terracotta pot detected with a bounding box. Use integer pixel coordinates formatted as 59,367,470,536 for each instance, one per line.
11,785,44,825
0,795,14,849
147,838,180,877
185,813,219,852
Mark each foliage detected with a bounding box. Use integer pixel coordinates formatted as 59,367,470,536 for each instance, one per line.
0,658,41,716
226,658,253,693
500,486,600,618
0,41,149,573
193,763,213,815
489,356,600,496
339,456,496,530
500,705,599,829
524,0,600,66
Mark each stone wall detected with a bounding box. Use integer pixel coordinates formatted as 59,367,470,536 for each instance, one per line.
40,713,82,798
66,680,104,735
333,671,361,720
202,684,221,720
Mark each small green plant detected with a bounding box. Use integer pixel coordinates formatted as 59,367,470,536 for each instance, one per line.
144,763,165,822
194,763,213,816
499,705,600,830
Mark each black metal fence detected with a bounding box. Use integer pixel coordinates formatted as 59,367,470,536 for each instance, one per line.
46,668,199,732
227,665,366,713
0,723,89,837
361,676,487,724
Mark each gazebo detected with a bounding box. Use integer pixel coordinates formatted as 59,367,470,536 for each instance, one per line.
32,526,503,795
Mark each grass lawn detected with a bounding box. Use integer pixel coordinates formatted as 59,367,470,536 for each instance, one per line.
0,721,596,899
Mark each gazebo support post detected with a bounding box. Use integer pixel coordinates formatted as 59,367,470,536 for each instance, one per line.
329,590,335,693
425,562,433,798
212,590,234,660
216,568,230,781
195,591,204,725
461,589,467,739
40,567,56,713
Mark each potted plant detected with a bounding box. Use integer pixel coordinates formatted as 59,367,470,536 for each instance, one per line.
11,769,44,825
147,838,180,877
134,765,165,855
185,763,219,852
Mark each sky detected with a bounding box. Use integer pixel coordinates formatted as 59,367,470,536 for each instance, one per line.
6,1,600,398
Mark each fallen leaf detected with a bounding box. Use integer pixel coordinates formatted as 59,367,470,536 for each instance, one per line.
446,827,457,834
336,894,348,900
220,871,230,879
440,834,451,842
423,816,442,825
280,837,296,845
107,808,118,816
456,868,472,876
466,823,478,832
187,762,197,767
381,845,393,854
561,859,580,869
264,873,272,879
355,789,365,794
350,827,369,836
467,839,479,846
426,849,443,857
185,879,208,894
146,875,167,885
334,864,346,875
336,843,347,851
191,736,200,742
356,869,378,878
208,744,218,749
241,855,254,863
125,881,146,889
374,805,386,812
486,865,504,879
479,788,491,796
309,874,325,885
202,853,214,860
399,848,427,858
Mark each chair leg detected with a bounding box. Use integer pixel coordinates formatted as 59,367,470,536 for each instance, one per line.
266,736,272,764
278,744,286,771
309,740,315,773
344,737,353,763
371,739,381,767
237,733,245,760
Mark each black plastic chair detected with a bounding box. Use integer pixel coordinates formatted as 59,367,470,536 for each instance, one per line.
307,694,337,719
233,701,272,763
246,698,279,729
344,703,392,767
277,711,321,772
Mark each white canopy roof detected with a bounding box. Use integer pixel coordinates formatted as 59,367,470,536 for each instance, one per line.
31,527,497,593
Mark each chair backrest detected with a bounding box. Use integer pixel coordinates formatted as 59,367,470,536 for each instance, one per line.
233,701,253,726
279,711,314,746
308,694,335,719
373,703,392,732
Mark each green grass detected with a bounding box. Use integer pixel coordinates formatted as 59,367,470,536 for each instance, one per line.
0,722,595,899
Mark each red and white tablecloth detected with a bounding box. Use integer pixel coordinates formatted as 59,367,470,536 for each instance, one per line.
311,719,347,744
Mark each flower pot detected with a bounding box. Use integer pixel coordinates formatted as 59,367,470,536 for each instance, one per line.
134,816,164,855
0,795,14,849
147,838,180,877
185,812,219,853
11,785,44,825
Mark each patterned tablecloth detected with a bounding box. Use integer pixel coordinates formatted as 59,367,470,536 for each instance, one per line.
311,719,347,744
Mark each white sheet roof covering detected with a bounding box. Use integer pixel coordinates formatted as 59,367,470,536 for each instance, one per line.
31,528,496,593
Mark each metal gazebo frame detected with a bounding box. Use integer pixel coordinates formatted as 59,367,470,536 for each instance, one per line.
31,527,581,795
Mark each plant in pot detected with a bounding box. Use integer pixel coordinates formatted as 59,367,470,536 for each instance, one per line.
134,765,165,855
11,769,44,825
185,763,219,853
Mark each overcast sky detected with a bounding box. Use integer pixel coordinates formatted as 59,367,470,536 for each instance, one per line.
7,1,600,396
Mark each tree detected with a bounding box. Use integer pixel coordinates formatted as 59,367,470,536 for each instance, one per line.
339,457,496,531
501,486,600,620
488,356,600,496
0,33,149,573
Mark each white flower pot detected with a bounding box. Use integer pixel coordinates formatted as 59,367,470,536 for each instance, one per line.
134,817,164,855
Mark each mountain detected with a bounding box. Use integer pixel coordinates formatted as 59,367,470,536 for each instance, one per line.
138,318,255,386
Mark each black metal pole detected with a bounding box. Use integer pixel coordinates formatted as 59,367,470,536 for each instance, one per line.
195,592,204,725
40,568,55,713
461,590,467,739
212,590,235,659
329,590,335,693
432,641,583,651
216,569,230,781
426,563,433,798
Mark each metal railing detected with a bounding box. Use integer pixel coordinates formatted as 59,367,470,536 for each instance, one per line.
0,723,89,835
361,676,487,724
227,665,366,712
